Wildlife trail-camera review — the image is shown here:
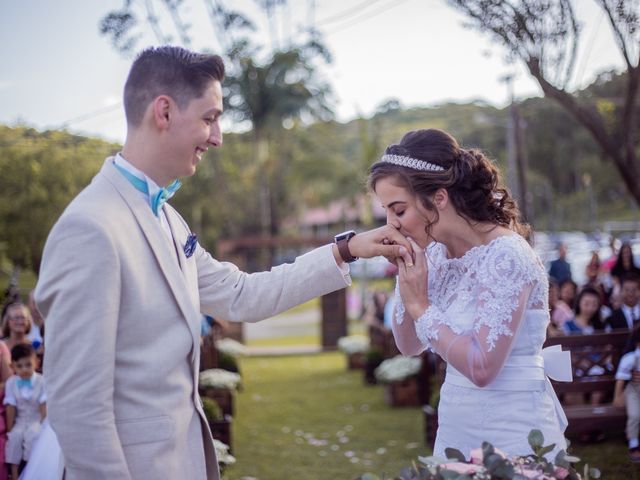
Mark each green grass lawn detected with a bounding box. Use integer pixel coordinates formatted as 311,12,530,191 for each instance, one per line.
223,352,423,480
222,351,632,480
244,321,367,348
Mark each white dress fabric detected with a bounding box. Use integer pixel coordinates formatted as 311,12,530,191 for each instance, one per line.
392,235,568,459
19,419,63,480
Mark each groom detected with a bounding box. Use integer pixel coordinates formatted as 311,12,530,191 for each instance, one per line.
35,45,408,480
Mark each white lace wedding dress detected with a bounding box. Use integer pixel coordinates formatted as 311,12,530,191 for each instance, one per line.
391,235,570,459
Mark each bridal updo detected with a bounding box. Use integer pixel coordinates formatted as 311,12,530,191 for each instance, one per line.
368,128,530,238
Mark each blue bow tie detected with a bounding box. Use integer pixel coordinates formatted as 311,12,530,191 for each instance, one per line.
114,163,182,216
16,378,32,389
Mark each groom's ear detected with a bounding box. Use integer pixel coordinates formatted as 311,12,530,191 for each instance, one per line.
151,95,172,130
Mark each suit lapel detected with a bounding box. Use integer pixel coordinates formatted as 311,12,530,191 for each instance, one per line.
100,159,200,349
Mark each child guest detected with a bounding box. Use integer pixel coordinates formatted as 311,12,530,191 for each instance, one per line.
4,344,46,479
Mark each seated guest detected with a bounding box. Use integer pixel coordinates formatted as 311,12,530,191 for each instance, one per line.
1,303,34,352
563,287,606,335
550,279,573,331
559,278,578,310
611,242,640,288
606,274,640,331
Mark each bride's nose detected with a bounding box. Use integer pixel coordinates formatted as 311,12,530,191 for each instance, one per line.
386,212,400,229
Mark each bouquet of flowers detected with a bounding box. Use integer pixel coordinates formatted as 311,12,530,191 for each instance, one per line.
374,355,422,383
215,337,247,357
358,430,600,480
199,368,242,391
337,335,370,354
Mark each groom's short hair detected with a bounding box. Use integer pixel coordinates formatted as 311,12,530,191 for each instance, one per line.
124,45,225,127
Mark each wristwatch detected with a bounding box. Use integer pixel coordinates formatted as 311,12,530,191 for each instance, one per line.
334,230,358,263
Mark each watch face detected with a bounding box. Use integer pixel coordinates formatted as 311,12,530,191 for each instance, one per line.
335,230,356,241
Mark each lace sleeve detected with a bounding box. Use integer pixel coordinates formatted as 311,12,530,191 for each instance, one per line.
388,245,441,356
414,237,539,387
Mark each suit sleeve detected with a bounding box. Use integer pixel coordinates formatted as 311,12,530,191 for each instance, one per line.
196,244,351,322
35,213,131,480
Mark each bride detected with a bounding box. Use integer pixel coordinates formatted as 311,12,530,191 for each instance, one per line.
369,128,570,458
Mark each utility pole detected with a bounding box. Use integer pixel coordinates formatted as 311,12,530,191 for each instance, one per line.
501,74,529,221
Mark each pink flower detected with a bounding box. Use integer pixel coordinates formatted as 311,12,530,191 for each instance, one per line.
554,466,570,479
441,462,485,475
515,465,554,479
470,448,483,465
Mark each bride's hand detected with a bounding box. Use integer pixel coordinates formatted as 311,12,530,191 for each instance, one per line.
397,237,429,320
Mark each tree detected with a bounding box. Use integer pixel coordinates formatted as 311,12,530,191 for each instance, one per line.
447,0,640,206
0,126,117,274
223,39,333,239
100,1,334,261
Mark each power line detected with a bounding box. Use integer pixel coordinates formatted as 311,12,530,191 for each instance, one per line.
324,0,410,36
59,103,123,128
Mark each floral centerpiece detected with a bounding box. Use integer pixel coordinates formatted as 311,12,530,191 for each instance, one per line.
199,368,242,391
199,368,242,417
213,438,236,470
338,335,370,370
358,429,600,480
375,355,422,407
215,338,247,357
338,335,370,354
374,355,421,383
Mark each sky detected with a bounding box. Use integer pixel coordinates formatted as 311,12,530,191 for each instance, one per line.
0,0,624,144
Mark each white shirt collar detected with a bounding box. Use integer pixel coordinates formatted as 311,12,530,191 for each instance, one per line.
114,153,163,208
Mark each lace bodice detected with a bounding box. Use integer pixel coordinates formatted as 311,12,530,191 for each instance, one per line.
392,235,550,387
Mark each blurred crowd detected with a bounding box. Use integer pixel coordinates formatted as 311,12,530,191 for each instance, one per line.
547,240,640,337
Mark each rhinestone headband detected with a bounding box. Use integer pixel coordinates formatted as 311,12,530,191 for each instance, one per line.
377,154,445,172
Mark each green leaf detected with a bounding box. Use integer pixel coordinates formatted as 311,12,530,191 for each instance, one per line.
537,443,556,457
528,429,544,448
487,458,515,479
438,470,460,480
554,450,570,469
444,448,466,462
481,441,495,462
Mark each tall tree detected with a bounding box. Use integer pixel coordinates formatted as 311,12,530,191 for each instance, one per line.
223,39,333,238
100,1,334,247
447,0,640,206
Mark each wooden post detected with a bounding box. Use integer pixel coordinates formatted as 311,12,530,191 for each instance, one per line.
321,289,347,349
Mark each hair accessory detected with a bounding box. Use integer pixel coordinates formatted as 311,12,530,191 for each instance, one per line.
377,154,445,172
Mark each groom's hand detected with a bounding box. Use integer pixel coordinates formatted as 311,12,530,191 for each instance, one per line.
343,225,411,262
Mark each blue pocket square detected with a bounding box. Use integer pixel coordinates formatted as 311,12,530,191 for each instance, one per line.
184,233,197,258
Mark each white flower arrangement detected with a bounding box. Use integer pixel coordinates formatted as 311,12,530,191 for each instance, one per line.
374,355,422,383
337,335,370,354
215,337,247,357
199,368,242,391
213,438,236,467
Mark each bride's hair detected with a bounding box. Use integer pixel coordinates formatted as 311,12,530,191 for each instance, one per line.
367,128,530,238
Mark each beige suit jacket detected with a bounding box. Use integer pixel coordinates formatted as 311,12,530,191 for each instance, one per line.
35,158,350,480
